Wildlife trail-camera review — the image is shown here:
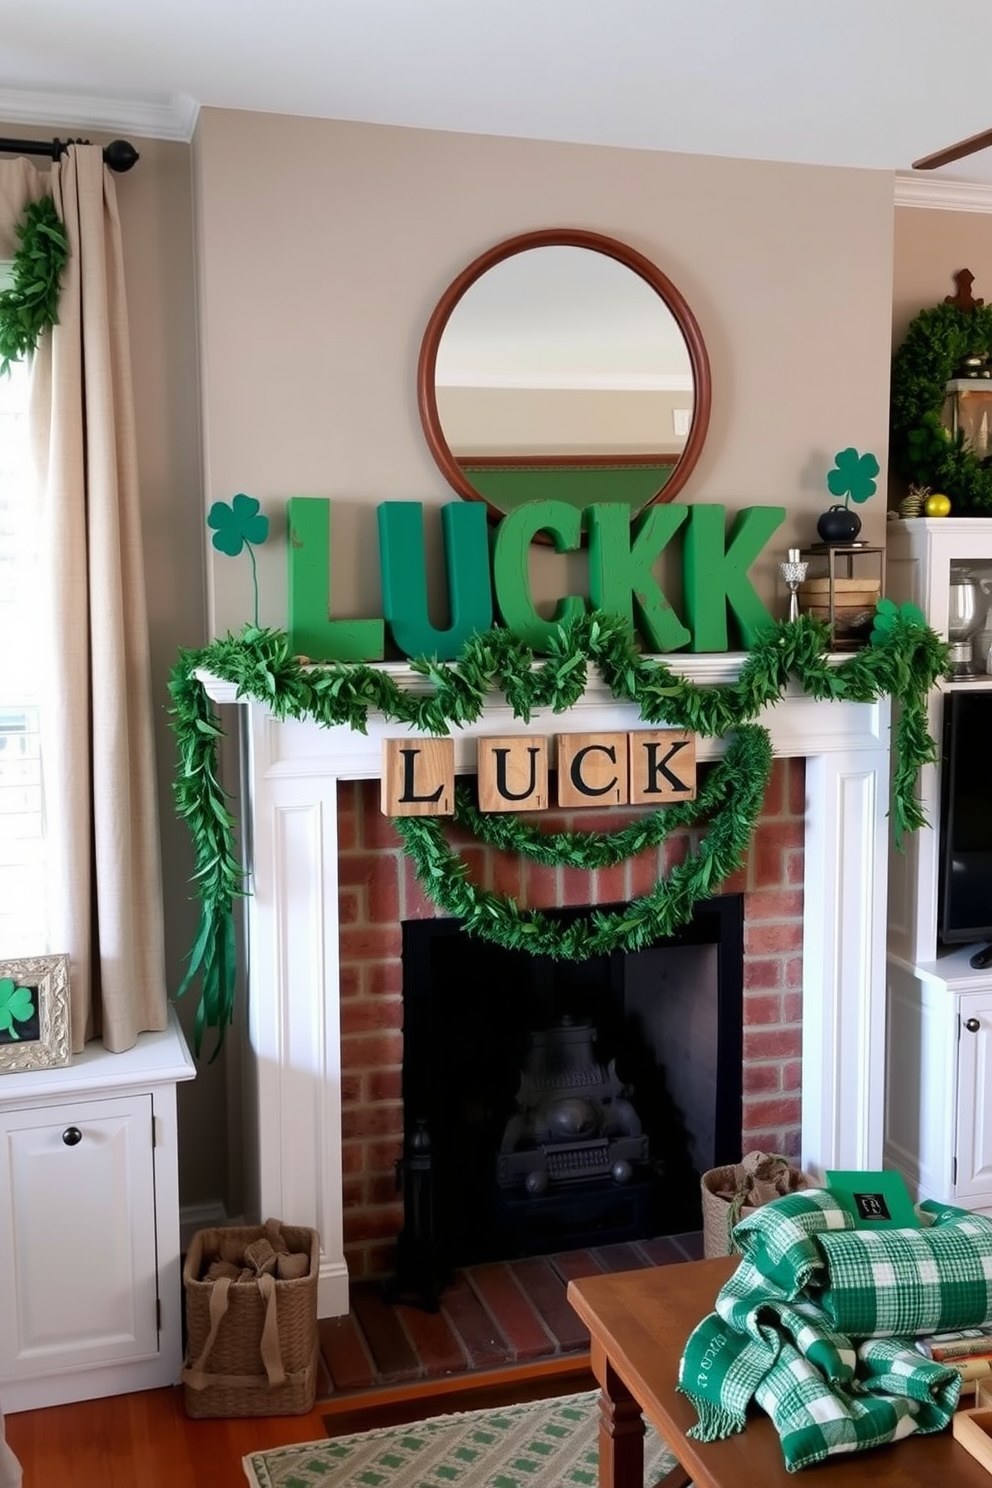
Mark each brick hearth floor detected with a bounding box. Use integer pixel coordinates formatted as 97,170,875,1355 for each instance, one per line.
317,1230,704,1398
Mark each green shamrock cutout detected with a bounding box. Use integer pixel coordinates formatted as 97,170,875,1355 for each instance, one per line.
826,447,880,507
207,493,269,556
870,597,927,646
207,493,270,626
0,977,34,1039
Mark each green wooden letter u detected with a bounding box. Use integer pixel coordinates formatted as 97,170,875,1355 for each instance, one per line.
378,501,493,659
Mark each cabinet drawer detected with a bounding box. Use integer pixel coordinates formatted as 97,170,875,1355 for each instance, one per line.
0,1093,159,1380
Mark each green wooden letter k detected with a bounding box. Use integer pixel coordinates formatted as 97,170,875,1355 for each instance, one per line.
682,504,786,651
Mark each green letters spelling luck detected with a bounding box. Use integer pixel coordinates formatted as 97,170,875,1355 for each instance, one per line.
286,497,786,661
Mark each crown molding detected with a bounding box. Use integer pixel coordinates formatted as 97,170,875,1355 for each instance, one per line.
0,86,199,143
895,170,992,214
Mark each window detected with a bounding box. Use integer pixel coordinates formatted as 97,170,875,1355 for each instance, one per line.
0,341,48,956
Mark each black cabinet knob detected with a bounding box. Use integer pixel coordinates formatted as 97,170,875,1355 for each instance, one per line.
61,1126,82,1146
966,1017,981,1033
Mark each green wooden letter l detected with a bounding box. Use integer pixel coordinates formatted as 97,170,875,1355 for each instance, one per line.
378,501,493,660
287,497,385,661
682,504,786,651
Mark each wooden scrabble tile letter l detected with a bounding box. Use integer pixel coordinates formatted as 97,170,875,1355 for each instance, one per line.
382,738,455,815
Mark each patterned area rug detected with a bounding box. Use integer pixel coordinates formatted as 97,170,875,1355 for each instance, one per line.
242,1389,677,1488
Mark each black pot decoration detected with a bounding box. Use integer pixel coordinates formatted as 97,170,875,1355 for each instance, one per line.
816,504,862,545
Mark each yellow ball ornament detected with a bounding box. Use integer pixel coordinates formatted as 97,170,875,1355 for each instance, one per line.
925,493,952,517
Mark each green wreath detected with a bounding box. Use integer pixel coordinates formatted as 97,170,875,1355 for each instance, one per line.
890,299,992,514
0,195,68,376
170,608,948,1054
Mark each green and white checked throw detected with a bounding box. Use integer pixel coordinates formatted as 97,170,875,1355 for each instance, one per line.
678,1191,992,1471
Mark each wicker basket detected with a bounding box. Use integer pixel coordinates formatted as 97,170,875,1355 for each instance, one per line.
181,1219,319,1418
701,1151,814,1258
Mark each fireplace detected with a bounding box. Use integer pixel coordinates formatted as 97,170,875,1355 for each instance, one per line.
338,774,795,1281
391,893,745,1283
200,664,892,1316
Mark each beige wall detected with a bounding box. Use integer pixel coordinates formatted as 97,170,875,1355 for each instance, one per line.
193,112,896,642
893,206,992,347
0,123,232,1216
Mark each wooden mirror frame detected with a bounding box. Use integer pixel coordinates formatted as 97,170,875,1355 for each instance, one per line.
417,227,713,522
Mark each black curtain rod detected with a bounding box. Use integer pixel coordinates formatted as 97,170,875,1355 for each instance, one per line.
0,136,139,173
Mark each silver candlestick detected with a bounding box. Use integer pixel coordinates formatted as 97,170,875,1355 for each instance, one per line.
779,548,808,622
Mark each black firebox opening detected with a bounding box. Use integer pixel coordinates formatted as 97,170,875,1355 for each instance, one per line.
397,895,743,1274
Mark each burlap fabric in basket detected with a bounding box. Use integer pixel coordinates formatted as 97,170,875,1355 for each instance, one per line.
181,1219,319,1418
701,1151,813,1258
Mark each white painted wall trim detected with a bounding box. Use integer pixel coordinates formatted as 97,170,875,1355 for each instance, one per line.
0,86,199,142
895,171,992,214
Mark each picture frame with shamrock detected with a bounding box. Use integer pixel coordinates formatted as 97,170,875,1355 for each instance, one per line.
0,953,71,1074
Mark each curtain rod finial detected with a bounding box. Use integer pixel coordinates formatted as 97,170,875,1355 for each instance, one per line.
103,139,139,173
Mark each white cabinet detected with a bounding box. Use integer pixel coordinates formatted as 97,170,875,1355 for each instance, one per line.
885,519,992,1212
886,950,992,1214
0,1008,195,1412
954,988,992,1204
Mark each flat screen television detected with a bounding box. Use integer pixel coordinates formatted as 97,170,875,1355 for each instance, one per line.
938,689,992,959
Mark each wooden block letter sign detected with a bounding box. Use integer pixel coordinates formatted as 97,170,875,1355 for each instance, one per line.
556,733,629,808
477,736,548,813
382,738,454,816
629,731,696,804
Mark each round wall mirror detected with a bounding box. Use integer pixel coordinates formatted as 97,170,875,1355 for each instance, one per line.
417,228,712,521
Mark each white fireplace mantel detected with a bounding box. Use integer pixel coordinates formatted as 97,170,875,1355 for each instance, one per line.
200,655,891,1316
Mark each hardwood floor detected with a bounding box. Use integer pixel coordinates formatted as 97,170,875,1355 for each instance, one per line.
4,1363,597,1488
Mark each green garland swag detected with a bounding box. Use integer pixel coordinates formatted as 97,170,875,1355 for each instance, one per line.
890,299,992,514
169,609,949,1055
395,726,772,960
446,730,768,868
0,195,69,376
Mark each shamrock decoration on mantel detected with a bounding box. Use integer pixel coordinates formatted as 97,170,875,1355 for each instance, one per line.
871,597,927,645
0,976,34,1039
817,447,879,545
207,493,270,627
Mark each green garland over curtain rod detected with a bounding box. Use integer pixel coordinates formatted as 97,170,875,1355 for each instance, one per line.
0,194,68,375
169,607,948,1056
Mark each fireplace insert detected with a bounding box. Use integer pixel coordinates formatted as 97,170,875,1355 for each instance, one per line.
393,895,744,1290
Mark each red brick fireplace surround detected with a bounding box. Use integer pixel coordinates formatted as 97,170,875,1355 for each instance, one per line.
337,763,805,1280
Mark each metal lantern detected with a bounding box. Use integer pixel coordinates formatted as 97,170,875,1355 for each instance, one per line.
944,361,992,460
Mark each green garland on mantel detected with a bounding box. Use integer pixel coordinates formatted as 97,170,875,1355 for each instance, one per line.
169,609,948,1055
890,299,992,514
0,195,68,376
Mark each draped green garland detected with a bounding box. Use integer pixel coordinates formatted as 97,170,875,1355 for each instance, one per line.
0,195,68,375
169,609,948,1055
395,726,773,960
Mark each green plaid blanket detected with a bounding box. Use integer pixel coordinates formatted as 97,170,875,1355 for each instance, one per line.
677,1191,992,1471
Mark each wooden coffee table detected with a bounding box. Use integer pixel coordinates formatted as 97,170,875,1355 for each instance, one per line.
567,1256,992,1488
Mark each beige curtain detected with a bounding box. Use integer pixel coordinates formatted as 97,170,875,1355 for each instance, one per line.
3,146,167,1051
